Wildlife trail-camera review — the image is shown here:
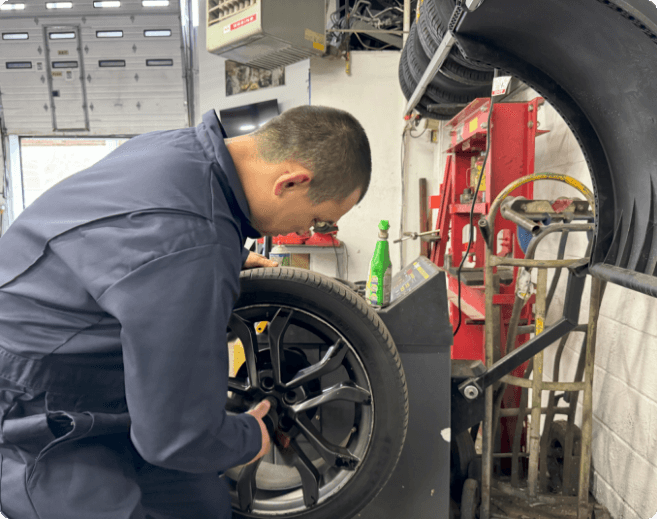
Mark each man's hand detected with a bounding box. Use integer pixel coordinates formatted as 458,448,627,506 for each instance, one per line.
246,399,272,463
243,252,278,270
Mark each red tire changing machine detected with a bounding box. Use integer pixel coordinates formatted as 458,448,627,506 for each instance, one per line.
434,96,547,459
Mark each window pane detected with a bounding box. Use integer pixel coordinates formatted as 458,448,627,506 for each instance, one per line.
6,62,32,69
146,59,173,66
144,29,171,37
97,30,123,38
99,60,126,67
20,138,129,209
2,33,29,40
52,61,79,68
49,32,76,39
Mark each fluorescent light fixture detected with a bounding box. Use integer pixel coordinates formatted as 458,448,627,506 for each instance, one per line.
93,1,120,6
52,61,79,68
239,124,256,132
0,3,26,10
99,60,126,67
144,29,171,37
146,59,173,66
2,32,29,40
142,0,169,6
46,2,73,8
96,30,123,38
49,32,76,39
6,62,32,69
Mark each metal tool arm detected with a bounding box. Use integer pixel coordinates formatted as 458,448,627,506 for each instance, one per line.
458,267,587,400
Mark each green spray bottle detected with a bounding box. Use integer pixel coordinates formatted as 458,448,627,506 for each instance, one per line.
366,220,392,308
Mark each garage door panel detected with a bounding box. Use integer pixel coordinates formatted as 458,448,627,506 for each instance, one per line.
1,20,53,135
0,5,189,135
1,83,54,134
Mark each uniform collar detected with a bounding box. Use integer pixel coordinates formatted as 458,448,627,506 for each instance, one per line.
197,110,261,239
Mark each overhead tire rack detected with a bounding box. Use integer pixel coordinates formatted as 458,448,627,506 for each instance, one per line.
399,0,493,120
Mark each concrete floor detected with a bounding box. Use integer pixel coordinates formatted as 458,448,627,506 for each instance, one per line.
451,478,612,519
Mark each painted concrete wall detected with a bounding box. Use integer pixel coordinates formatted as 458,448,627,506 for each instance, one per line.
400,123,441,269
309,51,407,282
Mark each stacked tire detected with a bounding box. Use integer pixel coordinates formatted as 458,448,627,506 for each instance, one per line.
399,0,494,120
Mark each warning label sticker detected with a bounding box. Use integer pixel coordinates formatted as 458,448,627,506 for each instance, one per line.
224,14,257,34
491,75,512,97
304,28,325,51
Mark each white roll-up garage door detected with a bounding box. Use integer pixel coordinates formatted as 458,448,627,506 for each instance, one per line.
0,0,190,135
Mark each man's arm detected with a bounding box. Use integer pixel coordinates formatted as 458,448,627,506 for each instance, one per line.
97,243,264,473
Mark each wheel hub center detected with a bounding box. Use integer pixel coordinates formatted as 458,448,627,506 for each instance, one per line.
257,369,306,411
254,348,313,412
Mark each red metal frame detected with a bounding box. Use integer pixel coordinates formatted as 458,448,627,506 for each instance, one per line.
428,97,547,458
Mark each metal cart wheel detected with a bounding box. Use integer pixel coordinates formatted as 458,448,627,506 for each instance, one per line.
226,268,408,519
545,420,583,496
460,478,481,519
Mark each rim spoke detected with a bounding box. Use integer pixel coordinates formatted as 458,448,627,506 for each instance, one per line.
286,339,347,389
228,314,260,390
295,414,360,471
227,379,250,395
236,459,262,513
290,439,320,508
291,381,371,414
268,309,294,385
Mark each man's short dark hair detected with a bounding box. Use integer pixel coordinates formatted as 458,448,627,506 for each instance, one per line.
252,105,372,204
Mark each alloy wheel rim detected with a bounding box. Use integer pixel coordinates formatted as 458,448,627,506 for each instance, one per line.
225,304,375,515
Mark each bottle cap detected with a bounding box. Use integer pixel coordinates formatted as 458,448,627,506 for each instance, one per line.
378,220,390,231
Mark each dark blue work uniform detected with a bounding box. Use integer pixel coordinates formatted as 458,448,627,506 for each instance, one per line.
0,111,262,518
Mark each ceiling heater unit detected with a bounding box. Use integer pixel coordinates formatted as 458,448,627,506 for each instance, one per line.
206,0,326,69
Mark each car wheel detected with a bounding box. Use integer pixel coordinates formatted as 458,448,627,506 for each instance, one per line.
226,268,409,519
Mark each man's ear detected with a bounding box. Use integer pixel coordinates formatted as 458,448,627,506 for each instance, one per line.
273,171,311,197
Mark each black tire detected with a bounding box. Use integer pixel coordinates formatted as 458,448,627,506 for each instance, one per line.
544,420,584,496
398,62,460,119
416,0,494,84
460,478,480,519
451,430,477,501
418,0,492,72
398,36,465,120
229,268,409,519
406,23,491,102
467,456,482,484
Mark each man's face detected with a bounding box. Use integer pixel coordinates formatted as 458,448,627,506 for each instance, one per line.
252,187,361,237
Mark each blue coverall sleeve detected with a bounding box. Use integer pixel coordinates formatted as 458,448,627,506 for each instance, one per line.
241,247,251,267
97,243,262,473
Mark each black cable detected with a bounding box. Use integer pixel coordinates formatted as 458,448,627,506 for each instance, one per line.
353,31,394,51
453,70,499,338
331,238,341,279
409,126,428,139
400,125,408,270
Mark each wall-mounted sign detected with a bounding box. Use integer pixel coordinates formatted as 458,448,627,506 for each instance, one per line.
225,59,284,97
